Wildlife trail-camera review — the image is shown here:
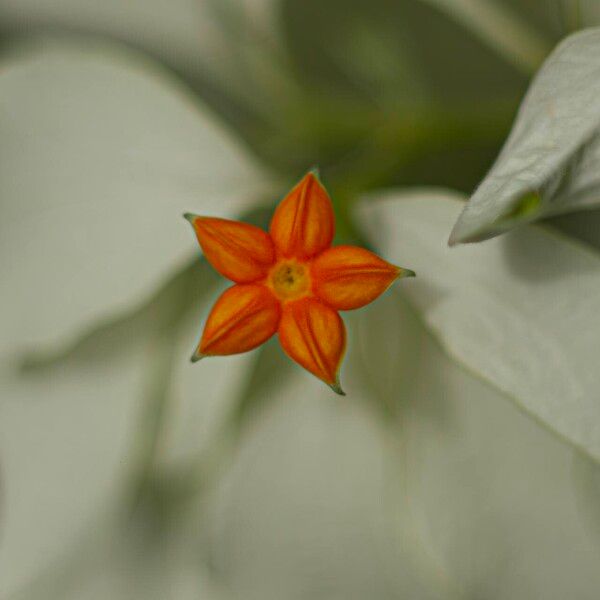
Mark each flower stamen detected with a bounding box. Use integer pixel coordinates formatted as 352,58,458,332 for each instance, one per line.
270,261,310,300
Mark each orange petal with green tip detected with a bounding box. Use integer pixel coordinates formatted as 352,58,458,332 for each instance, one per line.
278,297,346,394
185,214,275,283
269,171,335,259
195,284,281,359
312,245,412,311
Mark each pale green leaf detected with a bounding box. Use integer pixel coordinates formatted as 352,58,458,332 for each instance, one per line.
0,0,275,81
359,188,600,464
157,299,259,471
202,290,600,599
0,39,270,595
355,291,600,598
449,28,600,244
572,453,600,551
0,0,283,133
3,497,228,600
207,368,445,600
0,0,206,68
0,39,271,352
0,277,251,598
0,347,143,596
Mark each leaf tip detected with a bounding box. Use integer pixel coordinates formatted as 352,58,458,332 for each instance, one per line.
447,232,460,247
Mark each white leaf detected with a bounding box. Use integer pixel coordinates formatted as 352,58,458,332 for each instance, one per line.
359,188,600,463
449,28,600,244
0,294,255,599
0,0,207,69
207,368,444,600
0,349,143,596
0,0,281,114
0,40,271,352
202,292,600,599
158,293,258,470
356,291,600,598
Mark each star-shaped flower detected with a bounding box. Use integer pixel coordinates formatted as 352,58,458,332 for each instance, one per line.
185,170,414,394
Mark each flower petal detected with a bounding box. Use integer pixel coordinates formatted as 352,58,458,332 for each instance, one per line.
278,298,346,393
186,216,275,283
312,245,413,310
269,172,335,259
197,284,280,358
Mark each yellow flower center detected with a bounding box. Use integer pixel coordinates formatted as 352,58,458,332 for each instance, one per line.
270,261,310,300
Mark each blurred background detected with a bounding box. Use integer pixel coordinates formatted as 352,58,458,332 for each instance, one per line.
1,1,600,599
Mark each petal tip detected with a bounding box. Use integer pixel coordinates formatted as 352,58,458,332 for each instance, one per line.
183,212,199,224
270,169,334,259
308,165,321,180
190,350,206,363
329,380,346,396
399,268,416,279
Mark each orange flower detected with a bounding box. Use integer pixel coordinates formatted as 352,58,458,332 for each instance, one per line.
185,170,414,394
